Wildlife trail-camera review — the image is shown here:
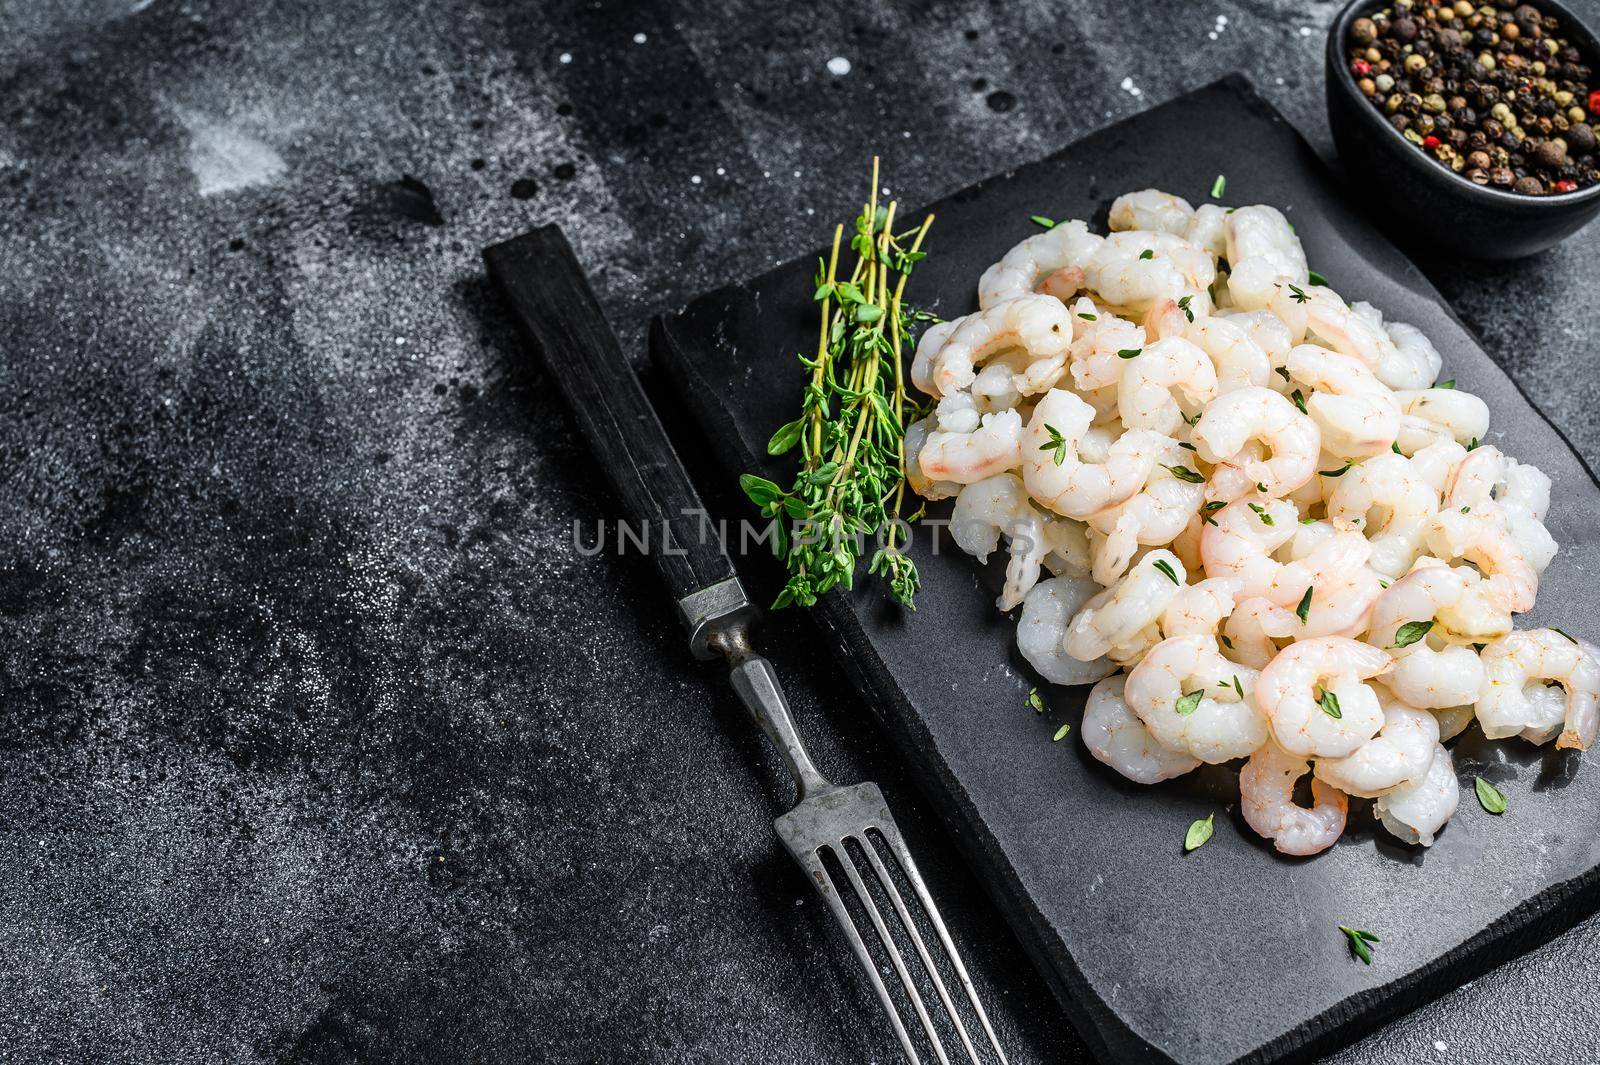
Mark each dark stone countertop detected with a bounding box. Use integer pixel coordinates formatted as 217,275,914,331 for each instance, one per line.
1,2,1597,1062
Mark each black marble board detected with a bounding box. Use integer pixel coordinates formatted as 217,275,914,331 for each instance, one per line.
648,76,1600,1065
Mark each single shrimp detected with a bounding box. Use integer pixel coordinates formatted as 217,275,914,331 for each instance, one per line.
1199,495,1298,598
1373,744,1459,847
1064,550,1188,663
949,473,1051,610
1223,595,1297,669
1425,507,1537,614
1446,446,1558,574
1323,452,1438,578
1299,287,1398,373
1191,387,1320,501
1224,205,1308,311
978,219,1105,310
903,416,961,500
1219,309,1293,379
1313,699,1440,798
1122,634,1269,762
1185,315,1272,393
1255,636,1392,758
1393,387,1491,452
1118,336,1219,435
1379,319,1443,390
1239,740,1348,856
1109,188,1196,235
1264,529,1384,638
1022,389,1167,519
1016,576,1118,686
1084,440,1208,585
916,394,1023,484
1406,437,1469,493
1160,576,1243,638
1068,304,1144,396
1184,203,1229,261
1083,674,1203,783
1285,345,1400,459
1477,629,1600,749
1084,231,1215,314
912,294,1076,398
1364,562,1487,708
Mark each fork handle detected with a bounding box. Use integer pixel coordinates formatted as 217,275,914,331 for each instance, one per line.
728,655,832,802
484,226,739,607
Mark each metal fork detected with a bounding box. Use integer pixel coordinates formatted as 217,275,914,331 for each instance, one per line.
485,225,1008,1064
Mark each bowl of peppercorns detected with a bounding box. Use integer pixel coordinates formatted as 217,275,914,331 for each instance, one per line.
1328,0,1600,258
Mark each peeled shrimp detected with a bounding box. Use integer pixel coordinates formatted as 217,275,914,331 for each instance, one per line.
916,394,1023,484
1394,387,1491,452
1122,634,1269,762
1160,576,1242,638
1084,231,1215,314
1240,741,1347,856
912,294,1076,398
1199,495,1299,598
1109,189,1196,235
1084,440,1207,585
1118,337,1218,435
1323,452,1438,578
1477,629,1600,749
1285,345,1400,459
1065,550,1187,663
1263,529,1384,639
1255,637,1391,758
1379,320,1444,391
1224,205,1308,311
1016,576,1118,686
1083,674,1202,783
1186,315,1272,393
1313,700,1439,798
949,474,1050,610
979,219,1105,310
1426,507,1537,614
1184,203,1229,261
1023,389,1167,519
1446,446,1558,574
1373,744,1459,847
1191,387,1320,501
1365,563,1487,708
904,416,961,501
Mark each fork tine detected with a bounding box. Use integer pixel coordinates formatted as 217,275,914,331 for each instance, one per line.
796,845,923,1065
832,840,952,1065
858,831,984,1065
874,819,1010,1065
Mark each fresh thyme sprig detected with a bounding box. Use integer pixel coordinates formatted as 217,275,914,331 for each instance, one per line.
740,159,935,610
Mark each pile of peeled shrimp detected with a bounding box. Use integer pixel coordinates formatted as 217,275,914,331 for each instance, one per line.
904,188,1597,856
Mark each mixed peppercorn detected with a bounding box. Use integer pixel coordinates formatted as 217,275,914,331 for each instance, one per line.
1346,0,1599,194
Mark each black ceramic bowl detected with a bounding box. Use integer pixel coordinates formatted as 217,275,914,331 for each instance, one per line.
1326,0,1600,259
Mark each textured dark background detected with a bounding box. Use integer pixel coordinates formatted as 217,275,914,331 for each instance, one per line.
1,1,1598,1063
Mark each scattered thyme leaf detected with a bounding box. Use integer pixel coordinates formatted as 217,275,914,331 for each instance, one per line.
1030,214,1057,229
1164,463,1205,484
1339,925,1379,965
1296,586,1314,623
1174,689,1205,716
1117,347,1143,359
1178,295,1194,322
1317,684,1342,719
1390,620,1434,650
1308,270,1329,287
1286,283,1309,304
1153,558,1181,585
1026,688,1046,713
1210,174,1226,199
1139,249,1154,260
1054,722,1072,741
1551,626,1578,644
1248,501,1275,526
1185,814,1215,852
1475,776,1507,814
